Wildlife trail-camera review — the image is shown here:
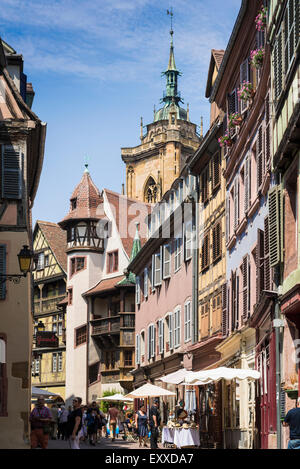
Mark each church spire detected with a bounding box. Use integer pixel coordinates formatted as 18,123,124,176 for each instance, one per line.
162,8,182,107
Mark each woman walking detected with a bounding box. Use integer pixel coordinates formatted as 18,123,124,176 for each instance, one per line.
135,405,148,448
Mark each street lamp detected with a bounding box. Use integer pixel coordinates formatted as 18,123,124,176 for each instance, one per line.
37,321,45,332
0,245,34,284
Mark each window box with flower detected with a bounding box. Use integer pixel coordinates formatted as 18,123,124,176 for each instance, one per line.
255,6,267,31
250,47,265,69
218,133,233,148
228,113,243,128
238,81,255,102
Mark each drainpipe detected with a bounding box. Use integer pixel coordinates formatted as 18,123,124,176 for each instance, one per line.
190,172,199,345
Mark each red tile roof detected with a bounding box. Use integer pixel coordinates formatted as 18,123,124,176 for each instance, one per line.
37,220,67,273
83,274,125,297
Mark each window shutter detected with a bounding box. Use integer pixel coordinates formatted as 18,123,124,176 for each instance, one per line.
295,0,300,52
231,272,235,332
234,177,240,229
228,88,238,116
244,154,250,211
147,326,151,360
136,334,140,365
240,58,250,84
154,252,162,287
274,29,283,102
222,283,228,337
144,268,148,298
201,232,209,270
169,313,174,350
151,325,156,358
226,195,230,243
0,245,6,299
284,0,295,73
257,229,265,304
264,217,271,291
151,256,156,292
257,125,263,189
269,186,281,267
163,244,171,278
136,276,141,305
212,151,220,190
236,273,239,329
264,93,271,169
242,255,250,322
184,223,193,262
256,30,265,49
1,145,22,199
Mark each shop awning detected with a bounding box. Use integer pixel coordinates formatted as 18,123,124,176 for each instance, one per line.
184,367,260,385
31,386,61,398
124,383,176,399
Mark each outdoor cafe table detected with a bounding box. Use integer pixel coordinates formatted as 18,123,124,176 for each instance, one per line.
162,427,200,448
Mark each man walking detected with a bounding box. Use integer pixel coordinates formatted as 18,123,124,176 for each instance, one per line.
30,396,53,449
283,397,300,449
149,399,161,449
67,397,83,449
108,403,119,442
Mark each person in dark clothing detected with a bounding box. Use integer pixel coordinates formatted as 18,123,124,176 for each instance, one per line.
149,399,161,449
87,402,100,446
283,398,300,449
67,397,83,449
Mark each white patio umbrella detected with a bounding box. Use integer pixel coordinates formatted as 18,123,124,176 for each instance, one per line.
124,383,176,399
31,386,60,398
97,393,133,402
158,368,195,385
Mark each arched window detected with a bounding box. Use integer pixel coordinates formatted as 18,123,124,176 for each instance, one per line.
144,177,159,204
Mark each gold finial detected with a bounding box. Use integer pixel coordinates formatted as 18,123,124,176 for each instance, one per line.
167,8,174,41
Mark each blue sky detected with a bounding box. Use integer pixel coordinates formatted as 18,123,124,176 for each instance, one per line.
0,0,241,225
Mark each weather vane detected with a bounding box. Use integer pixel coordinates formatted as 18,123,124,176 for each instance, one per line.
167,7,174,37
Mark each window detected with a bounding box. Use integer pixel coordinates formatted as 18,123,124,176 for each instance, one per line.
184,302,191,342
0,245,6,300
256,125,264,190
124,351,133,367
163,244,171,279
244,153,251,211
201,232,210,271
71,198,77,210
158,319,164,354
153,250,162,287
52,353,57,373
148,324,155,359
174,308,181,348
212,151,221,191
234,177,240,230
212,222,222,262
75,325,87,347
201,166,209,204
242,255,250,322
1,145,22,199
226,195,230,244
58,352,63,372
89,362,100,384
71,257,86,275
44,255,49,267
284,0,297,74
174,237,182,272
53,314,63,336
68,287,73,305
231,271,239,331
37,252,44,270
107,251,118,273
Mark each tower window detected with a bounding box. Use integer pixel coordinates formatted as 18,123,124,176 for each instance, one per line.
107,250,118,273
71,198,77,210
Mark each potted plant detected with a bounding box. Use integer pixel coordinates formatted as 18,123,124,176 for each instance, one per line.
283,373,299,400
228,113,243,128
250,47,265,69
218,133,233,148
255,5,267,31
238,81,255,102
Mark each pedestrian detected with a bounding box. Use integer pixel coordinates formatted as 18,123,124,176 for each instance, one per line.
67,397,83,449
86,401,100,446
58,405,69,440
283,397,300,449
149,399,161,449
81,405,88,441
135,404,148,447
107,403,119,442
98,408,106,442
50,404,59,439
30,396,53,449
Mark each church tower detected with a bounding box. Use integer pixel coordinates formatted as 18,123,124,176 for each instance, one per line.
121,20,200,204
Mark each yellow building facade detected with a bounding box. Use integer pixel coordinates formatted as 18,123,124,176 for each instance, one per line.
32,221,67,401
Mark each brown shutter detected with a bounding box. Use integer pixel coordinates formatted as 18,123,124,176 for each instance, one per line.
257,125,263,189
213,152,220,190
264,217,271,291
265,93,271,169
242,255,249,322
222,283,228,337
234,177,240,229
257,229,265,303
274,29,283,102
269,186,281,267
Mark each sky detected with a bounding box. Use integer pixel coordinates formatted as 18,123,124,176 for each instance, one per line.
0,0,241,225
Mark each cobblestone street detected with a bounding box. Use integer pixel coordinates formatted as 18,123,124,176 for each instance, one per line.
47,437,156,450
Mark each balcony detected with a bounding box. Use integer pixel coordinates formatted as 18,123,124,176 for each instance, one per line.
91,316,120,336
34,295,66,315
120,313,135,329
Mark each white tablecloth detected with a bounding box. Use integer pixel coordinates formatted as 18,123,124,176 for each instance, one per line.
162,427,200,448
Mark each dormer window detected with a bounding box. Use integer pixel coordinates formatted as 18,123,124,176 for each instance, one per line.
71,198,77,210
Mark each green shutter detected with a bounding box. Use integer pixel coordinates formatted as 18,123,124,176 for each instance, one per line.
274,29,283,102
0,245,6,299
268,186,281,267
1,146,22,199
